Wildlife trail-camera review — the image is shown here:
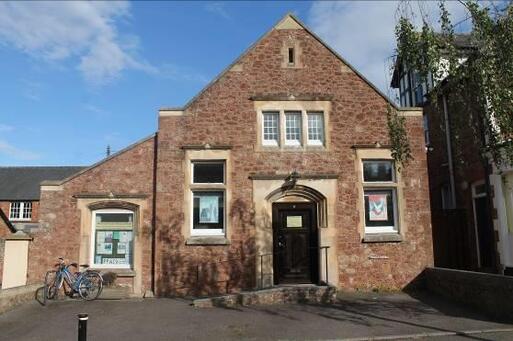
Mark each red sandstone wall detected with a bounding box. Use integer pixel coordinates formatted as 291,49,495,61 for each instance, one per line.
28,137,155,292
155,26,433,295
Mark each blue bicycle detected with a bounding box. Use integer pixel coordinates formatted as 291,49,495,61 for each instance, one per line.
45,257,103,301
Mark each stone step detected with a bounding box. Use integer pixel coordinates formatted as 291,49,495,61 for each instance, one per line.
193,285,337,308
99,287,131,300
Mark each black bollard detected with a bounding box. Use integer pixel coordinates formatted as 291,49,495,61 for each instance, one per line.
78,313,88,341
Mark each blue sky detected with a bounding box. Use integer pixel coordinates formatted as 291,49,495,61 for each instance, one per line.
0,1,469,166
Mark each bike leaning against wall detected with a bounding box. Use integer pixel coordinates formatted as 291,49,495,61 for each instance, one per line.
45,257,103,301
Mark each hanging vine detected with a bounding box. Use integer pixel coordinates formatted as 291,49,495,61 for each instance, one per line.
387,104,412,171
392,0,513,168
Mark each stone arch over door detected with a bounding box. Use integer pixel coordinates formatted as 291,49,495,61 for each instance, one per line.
253,179,337,288
265,184,328,229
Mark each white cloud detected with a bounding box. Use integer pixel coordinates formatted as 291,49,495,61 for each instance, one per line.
204,2,230,19
0,140,41,160
0,1,156,85
308,1,469,95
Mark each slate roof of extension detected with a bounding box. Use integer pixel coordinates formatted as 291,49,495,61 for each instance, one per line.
0,167,85,200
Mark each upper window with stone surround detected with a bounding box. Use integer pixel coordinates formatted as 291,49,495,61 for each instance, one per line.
260,110,325,149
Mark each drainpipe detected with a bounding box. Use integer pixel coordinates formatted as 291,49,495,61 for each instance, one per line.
443,95,457,208
151,132,159,296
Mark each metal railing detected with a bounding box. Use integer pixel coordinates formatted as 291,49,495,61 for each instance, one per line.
259,246,330,289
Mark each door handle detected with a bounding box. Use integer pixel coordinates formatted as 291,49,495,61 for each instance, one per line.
277,235,286,248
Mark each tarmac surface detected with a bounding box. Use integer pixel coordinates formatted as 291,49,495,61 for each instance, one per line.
0,291,512,340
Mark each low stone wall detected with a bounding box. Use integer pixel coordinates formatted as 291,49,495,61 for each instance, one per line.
194,285,337,308
424,267,513,321
0,284,42,315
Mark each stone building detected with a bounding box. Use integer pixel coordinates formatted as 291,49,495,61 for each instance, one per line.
18,14,432,296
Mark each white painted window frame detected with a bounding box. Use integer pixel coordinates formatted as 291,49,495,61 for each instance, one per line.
261,111,280,146
260,109,326,148
307,112,325,146
190,160,226,236
90,208,134,269
9,201,32,221
361,159,399,234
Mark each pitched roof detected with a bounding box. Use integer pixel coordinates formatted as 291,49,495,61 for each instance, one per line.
0,166,85,200
162,13,399,112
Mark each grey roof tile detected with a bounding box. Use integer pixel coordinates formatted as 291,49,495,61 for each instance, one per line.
0,166,85,200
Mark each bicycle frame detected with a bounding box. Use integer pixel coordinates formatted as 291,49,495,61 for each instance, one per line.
54,264,80,293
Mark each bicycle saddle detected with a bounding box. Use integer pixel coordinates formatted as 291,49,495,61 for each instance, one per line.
80,264,90,268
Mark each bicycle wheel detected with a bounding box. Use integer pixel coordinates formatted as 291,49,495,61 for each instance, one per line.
45,271,60,300
78,271,103,301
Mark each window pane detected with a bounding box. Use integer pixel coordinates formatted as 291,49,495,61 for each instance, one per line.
364,189,396,230
95,230,133,266
262,111,279,145
96,213,134,230
10,202,20,219
363,161,394,182
22,202,32,219
193,162,224,183
307,112,324,144
285,111,302,145
193,191,224,230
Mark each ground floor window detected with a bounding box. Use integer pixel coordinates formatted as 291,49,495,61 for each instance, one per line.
92,209,134,268
192,191,225,235
362,159,399,234
364,189,398,233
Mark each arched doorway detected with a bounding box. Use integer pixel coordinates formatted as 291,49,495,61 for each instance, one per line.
267,185,326,285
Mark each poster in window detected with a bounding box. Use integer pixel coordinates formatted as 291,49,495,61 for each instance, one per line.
199,195,219,223
117,242,127,254
97,242,113,255
119,231,130,243
368,194,388,221
104,231,113,242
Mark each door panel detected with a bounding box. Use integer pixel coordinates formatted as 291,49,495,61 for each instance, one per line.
273,203,318,284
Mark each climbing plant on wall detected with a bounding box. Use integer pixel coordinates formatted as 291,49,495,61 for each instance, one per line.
390,0,513,169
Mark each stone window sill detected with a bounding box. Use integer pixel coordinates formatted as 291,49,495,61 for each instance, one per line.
92,268,136,277
186,236,231,246
362,233,403,243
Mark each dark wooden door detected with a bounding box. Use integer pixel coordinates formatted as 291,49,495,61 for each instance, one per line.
273,203,319,284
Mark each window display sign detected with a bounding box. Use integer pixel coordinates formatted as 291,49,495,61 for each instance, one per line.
95,230,133,266
368,194,388,221
199,195,219,223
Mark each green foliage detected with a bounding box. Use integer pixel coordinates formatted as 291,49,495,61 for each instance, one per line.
387,105,412,171
394,0,513,168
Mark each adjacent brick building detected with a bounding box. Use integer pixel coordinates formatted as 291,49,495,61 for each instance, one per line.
19,14,432,297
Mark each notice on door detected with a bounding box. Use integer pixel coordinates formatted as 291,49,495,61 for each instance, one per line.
286,215,302,228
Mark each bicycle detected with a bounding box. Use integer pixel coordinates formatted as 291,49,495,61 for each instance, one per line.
45,257,103,301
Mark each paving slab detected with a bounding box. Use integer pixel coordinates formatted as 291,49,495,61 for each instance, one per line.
0,291,512,340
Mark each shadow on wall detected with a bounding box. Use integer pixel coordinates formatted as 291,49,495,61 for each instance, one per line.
156,214,256,297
